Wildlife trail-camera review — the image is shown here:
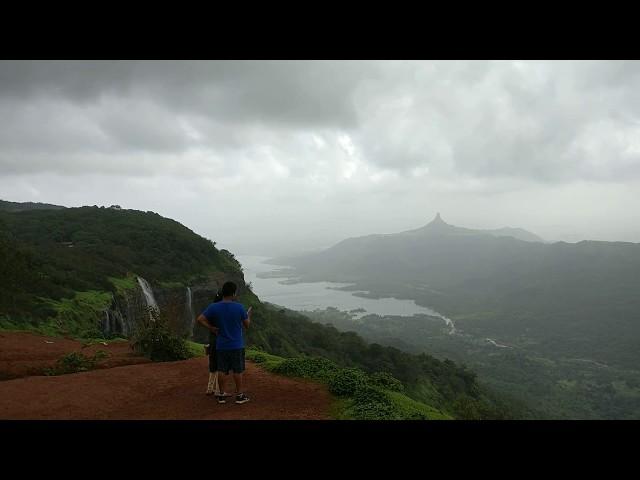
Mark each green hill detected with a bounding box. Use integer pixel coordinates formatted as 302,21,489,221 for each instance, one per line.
0,205,240,322
0,202,517,419
268,213,640,419
271,214,640,369
0,199,66,212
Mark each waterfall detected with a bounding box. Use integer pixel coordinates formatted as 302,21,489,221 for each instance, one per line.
186,287,194,337
137,276,159,319
119,309,127,336
112,309,125,336
123,293,134,334
104,310,111,335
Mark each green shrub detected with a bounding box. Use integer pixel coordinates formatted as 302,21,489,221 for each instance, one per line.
369,372,404,392
44,350,111,375
130,307,191,362
328,368,368,396
452,396,482,420
185,340,207,358
250,352,269,364
272,356,340,381
353,384,391,404
350,385,399,420
93,349,109,361
246,348,450,420
245,348,286,370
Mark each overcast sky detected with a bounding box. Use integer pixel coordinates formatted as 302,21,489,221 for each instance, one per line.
1,60,640,255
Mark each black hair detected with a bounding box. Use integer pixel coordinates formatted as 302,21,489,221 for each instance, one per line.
214,291,224,303
220,281,237,298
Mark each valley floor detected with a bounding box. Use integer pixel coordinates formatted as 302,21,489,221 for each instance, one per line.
0,333,332,420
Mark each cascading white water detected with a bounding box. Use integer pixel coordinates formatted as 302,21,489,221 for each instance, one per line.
120,310,128,336
137,276,159,319
104,310,111,335
186,286,194,336
439,314,457,335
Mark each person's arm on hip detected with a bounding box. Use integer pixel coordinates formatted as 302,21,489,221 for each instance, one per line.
197,314,219,335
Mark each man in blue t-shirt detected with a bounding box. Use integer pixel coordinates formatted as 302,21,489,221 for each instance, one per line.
196,281,252,404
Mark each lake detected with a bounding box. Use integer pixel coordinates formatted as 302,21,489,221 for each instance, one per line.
239,255,449,321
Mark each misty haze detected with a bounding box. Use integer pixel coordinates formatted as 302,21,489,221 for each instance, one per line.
2,60,640,421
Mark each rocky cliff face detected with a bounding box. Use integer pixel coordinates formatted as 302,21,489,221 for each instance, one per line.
101,272,246,342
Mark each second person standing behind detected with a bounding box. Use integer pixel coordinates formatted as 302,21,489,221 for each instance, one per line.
197,281,252,404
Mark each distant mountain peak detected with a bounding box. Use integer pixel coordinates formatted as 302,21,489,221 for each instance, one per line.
432,212,445,224
423,212,452,231
399,213,543,242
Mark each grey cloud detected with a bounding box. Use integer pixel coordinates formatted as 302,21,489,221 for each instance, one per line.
0,60,365,129
5,60,640,184
0,61,374,174
0,61,134,101
351,61,640,184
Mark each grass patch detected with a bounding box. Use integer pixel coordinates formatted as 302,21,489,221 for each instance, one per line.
108,275,138,294
41,290,113,338
186,340,207,358
246,348,286,370
386,391,453,420
0,291,113,339
329,398,354,420
108,275,138,293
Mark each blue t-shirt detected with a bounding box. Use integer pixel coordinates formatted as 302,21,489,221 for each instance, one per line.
201,301,248,351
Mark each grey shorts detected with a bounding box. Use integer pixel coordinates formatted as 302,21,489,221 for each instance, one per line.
217,348,245,374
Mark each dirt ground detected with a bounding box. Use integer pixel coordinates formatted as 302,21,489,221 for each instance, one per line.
0,332,332,420
0,331,151,380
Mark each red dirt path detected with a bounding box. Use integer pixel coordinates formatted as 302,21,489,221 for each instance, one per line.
0,332,151,380
0,333,332,420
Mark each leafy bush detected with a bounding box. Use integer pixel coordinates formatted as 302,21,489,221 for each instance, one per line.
452,396,482,420
245,348,287,370
265,354,400,418
272,356,340,381
92,349,109,361
349,385,399,420
246,347,455,420
44,350,110,375
130,307,191,362
250,352,269,364
327,368,368,396
369,372,404,392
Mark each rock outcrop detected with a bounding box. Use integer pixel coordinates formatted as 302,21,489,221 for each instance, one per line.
101,273,246,341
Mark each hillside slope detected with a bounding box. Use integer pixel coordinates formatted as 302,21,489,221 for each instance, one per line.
0,203,517,419
0,199,66,212
0,205,243,338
